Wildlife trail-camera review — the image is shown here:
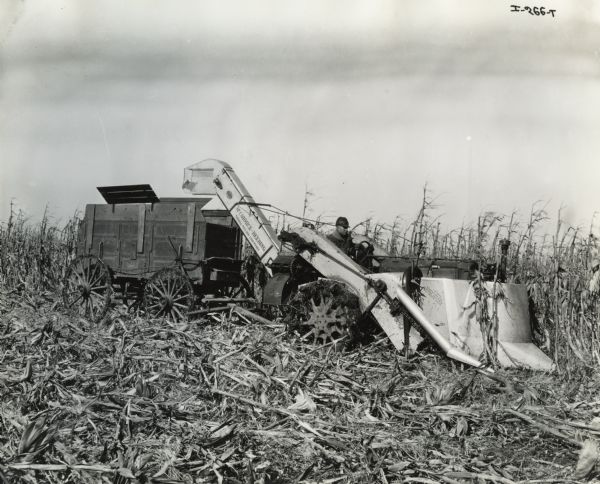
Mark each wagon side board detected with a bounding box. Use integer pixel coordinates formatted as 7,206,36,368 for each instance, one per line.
77,199,241,280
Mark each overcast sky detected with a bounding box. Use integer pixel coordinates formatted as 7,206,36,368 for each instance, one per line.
1,0,599,235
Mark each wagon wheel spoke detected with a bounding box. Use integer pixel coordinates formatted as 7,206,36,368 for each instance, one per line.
87,263,101,285
170,283,187,300
87,297,97,320
146,295,161,306
215,276,251,302
66,292,84,308
84,256,92,282
146,296,162,306
151,279,164,298
90,284,109,292
72,269,87,287
89,291,105,304
171,305,185,321
159,277,169,296
169,286,179,301
173,294,189,301
88,271,105,289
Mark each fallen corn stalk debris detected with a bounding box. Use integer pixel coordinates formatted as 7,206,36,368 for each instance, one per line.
0,302,598,483
6,463,112,473
504,408,583,448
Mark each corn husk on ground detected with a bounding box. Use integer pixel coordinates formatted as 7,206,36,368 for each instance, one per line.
1,295,600,484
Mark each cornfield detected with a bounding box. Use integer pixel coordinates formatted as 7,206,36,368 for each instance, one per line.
1,203,600,483
0,205,79,295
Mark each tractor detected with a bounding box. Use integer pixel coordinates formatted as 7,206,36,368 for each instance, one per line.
180,159,553,371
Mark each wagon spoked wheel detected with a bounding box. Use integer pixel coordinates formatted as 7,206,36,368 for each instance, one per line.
144,267,195,321
216,280,250,299
62,255,113,322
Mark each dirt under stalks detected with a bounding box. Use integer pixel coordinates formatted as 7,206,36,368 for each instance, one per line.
1,297,600,483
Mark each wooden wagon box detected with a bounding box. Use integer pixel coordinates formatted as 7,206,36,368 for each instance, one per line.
77,197,242,282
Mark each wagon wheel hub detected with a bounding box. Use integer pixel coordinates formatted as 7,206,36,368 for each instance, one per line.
161,296,174,309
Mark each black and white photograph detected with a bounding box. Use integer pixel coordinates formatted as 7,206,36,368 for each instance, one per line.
1,1,599,482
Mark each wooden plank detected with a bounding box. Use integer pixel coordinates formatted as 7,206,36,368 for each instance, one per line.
137,204,146,254
186,203,196,252
117,224,122,269
94,204,139,221
84,204,95,253
197,222,207,259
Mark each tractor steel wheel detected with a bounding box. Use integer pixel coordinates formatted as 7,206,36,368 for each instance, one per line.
62,255,113,322
303,297,353,344
285,280,362,345
144,267,195,321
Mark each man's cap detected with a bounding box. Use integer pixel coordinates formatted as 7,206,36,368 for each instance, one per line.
335,216,349,228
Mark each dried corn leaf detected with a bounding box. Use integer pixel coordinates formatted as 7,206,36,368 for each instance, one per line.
287,389,316,413
118,467,136,479
573,439,599,479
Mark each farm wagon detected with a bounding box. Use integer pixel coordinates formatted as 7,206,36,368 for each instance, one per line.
62,184,254,321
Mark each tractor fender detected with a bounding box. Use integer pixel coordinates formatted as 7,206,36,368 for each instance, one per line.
262,273,297,305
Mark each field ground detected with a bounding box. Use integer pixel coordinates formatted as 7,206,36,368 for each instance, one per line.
0,291,599,484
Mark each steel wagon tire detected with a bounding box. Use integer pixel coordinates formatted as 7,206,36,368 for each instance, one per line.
144,267,195,321
62,255,113,323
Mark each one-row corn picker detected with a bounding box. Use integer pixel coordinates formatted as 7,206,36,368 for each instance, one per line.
63,159,553,371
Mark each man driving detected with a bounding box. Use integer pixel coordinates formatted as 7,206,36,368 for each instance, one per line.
327,216,377,270
327,217,354,252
